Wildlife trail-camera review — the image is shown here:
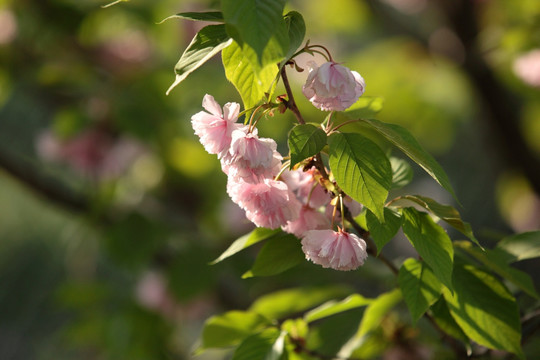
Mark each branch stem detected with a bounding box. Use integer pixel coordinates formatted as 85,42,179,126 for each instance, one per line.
280,65,305,125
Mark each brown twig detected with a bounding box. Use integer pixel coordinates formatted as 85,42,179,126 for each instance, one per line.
280,65,305,125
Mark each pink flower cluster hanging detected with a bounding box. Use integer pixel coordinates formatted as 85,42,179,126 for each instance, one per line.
191,58,369,271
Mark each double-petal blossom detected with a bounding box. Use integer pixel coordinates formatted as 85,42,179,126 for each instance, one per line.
301,229,368,271
302,61,365,111
282,205,331,237
227,178,301,229
191,94,245,158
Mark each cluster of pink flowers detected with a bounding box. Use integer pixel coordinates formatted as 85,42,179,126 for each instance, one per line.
192,94,300,230
191,60,369,271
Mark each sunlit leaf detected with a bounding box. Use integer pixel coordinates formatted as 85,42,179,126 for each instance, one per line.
199,311,271,351
166,25,232,95
390,157,413,189
288,124,327,168
308,307,365,358
442,258,523,358
365,207,402,254
304,294,372,323
222,41,277,110
242,233,304,278
455,241,539,299
210,228,280,265
402,208,454,290
159,11,224,24
328,132,392,221
494,231,540,263
430,298,469,344
250,286,351,320
357,288,402,337
398,195,480,247
359,118,457,200
399,258,443,324
283,11,306,61
222,0,287,66
232,328,286,360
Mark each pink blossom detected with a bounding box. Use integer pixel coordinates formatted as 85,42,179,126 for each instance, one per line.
325,196,363,222
302,61,366,111
301,229,368,271
290,167,331,208
36,129,146,179
513,49,540,88
224,151,282,183
226,129,277,169
191,94,245,158
227,178,301,229
282,205,331,237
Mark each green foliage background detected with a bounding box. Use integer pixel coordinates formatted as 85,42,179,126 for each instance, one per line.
0,0,539,359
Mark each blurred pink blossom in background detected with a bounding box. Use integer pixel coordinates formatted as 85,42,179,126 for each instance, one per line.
513,49,540,88
36,128,147,179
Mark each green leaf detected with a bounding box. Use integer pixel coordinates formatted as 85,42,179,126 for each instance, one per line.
250,286,351,320
242,233,304,278
166,25,232,95
390,157,413,189
442,258,523,358
288,124,327,168
304,294,372,323
398,195,480,248
159,11,224,23
359,118,457,200
455,241,539,299
430,298,469,344
283,11,306,61
495,231,540,263
365,208,402,254
222,0,287,66
308,308,365,358
210,228,280,265
398,258,443,324
401,208,454,290
232,328,286,360
199,311,271,351
328,132,392,221
357,288,402,337
222,41,277,110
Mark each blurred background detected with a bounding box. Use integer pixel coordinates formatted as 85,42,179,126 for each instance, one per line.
0,0,539,359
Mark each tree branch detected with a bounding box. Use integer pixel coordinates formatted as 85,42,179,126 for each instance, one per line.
280,65,306,125
0,149,91,215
